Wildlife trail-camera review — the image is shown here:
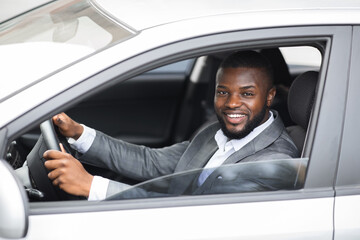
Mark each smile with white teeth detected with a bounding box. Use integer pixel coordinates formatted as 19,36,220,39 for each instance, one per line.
226,113,245,118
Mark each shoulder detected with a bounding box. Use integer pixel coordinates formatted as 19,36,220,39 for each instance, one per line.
251,111,299,160
257,127,300,160
272,111,299,157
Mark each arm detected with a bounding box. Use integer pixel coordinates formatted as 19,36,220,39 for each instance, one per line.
53,112,189,180
46,112,189,197
80,131,189,181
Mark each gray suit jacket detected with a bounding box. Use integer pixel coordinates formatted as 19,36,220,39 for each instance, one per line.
80,111,299,198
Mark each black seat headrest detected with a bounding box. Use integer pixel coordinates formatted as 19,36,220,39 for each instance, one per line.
288,71,319,129
260,48,292,87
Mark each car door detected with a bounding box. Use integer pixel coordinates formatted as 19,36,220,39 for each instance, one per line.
0,25,351,239
333,26,360,239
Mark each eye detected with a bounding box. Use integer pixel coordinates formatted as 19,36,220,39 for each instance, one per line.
242,92,254,97
217,90,228,96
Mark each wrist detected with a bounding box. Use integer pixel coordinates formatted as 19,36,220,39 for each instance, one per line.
83,175,94,198
73,124,84,140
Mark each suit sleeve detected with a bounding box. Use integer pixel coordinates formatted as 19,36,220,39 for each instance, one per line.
79,131,189,181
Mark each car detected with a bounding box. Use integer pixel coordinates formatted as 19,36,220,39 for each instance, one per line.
1,0,360,239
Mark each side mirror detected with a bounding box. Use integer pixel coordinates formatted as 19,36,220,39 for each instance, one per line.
0,159,28,239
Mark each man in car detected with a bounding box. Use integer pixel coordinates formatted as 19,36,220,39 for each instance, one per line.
43,50,299,200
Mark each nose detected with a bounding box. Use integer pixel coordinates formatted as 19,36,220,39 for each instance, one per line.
225,94,242,108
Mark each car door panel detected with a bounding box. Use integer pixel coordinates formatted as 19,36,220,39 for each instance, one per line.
27,197,333,240
334,195,360,240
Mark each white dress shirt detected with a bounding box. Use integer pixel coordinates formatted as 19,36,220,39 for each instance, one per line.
70,112,274,200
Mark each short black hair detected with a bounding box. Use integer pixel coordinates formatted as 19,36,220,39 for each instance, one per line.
219,50,274,88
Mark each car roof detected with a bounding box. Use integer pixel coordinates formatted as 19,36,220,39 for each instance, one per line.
96,0,360,31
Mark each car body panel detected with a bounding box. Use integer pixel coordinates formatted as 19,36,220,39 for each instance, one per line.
334,195,360,240
333,26,360,240
0,160,28,239
335,26,360,188
27,197,333,240
95,0,360,31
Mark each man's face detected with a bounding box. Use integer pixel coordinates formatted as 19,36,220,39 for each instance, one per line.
214,67,276,139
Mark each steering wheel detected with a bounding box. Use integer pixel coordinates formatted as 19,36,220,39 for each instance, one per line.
26,119,82,201
39,120,61,152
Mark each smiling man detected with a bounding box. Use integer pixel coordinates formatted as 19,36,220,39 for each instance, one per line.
44,50,299,200
214,52,276,140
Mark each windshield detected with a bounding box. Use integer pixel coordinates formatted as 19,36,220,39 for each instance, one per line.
0,0,135,102
106,158,307,201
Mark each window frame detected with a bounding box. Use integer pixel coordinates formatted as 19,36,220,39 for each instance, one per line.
335,26,360,195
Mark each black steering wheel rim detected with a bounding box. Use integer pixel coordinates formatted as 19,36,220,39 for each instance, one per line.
39,120,61,151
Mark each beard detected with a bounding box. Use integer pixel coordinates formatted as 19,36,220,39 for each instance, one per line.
217,105,267,140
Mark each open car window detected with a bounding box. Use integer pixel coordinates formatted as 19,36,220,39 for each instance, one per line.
9,43,322,203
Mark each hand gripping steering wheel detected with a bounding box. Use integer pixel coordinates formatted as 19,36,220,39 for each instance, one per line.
27,119,83,201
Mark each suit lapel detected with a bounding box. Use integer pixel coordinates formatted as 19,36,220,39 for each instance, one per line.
169,137,218,194
173,122,219,173
169,123,220,194
184,137,218,170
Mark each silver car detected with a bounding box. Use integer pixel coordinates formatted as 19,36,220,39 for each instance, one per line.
1,0,360,239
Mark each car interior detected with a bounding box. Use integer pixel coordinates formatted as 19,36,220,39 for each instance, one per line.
6,45,322,202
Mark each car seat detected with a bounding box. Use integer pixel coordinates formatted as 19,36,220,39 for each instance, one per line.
286,71,319,153
260,48,293,126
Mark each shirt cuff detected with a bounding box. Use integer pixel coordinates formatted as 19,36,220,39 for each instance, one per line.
68,124,96,154
88,176,110,201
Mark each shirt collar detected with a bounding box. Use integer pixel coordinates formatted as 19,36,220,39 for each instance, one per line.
214,111,274,152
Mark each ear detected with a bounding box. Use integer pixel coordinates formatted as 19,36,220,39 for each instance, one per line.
266,87,276,107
